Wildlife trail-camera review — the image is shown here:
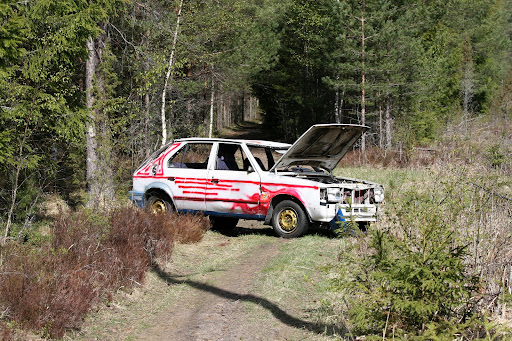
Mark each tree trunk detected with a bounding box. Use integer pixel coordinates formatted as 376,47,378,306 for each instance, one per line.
86,36,99,203
360,0,366,152
462,38,474,126
144,91,150,158
335,85,340,124
378,93,383,148
160,0,184,146
462,59,474,120
144,31,151,158
85,33,115,209
208,78,215,138
385,94,392,149
3,115,30,244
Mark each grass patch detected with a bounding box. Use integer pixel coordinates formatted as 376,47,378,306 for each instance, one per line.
250,234,349,339
258,236,343,303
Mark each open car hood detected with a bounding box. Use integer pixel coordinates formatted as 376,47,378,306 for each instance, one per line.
270,124,368,173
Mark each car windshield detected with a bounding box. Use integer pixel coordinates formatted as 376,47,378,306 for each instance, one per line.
247,145,287,171
135,141,174,172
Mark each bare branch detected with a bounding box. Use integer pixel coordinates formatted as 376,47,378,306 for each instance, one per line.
108,23,140,53
469,182,512,202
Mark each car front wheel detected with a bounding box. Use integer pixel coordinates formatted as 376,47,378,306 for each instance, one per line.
271,200,309,238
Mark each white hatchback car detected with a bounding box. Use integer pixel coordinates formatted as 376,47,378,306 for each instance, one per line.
130,124,384,237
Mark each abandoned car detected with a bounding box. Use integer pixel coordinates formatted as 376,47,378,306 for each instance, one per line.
130,124,384,237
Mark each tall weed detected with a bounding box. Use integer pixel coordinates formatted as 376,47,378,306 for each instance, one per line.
0,207,209,338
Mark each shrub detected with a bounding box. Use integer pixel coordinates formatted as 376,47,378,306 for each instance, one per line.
334,185,482,339
486,144,507,169
0,207,209,338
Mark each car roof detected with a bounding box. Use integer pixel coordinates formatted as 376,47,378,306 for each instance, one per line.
175,137,291,150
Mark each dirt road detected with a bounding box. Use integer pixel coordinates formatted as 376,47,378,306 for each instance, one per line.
141,238,288,340
73,220,341,341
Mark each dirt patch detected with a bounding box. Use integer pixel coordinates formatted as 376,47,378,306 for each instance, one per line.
138,237,294,340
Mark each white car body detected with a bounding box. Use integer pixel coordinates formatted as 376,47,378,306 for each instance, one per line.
130,124,384,237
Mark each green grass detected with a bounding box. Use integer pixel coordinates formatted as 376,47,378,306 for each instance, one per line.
249,234,353,339
258,235,344,301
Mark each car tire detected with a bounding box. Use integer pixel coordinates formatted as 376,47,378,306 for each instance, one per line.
271,200,309,238
146,195,173,215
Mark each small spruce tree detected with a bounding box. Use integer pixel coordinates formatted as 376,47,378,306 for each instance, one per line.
338,188,480,339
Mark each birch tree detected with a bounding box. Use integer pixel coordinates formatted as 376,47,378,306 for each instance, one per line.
160,0,183,146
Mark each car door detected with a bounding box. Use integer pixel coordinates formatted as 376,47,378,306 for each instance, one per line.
164,142,213,212
205,143,263,218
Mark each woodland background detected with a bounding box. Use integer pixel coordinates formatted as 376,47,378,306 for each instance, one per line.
1,0,512,338
1,0,511,227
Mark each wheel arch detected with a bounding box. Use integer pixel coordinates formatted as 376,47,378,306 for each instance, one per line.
143,183,175,208
264,194,311,225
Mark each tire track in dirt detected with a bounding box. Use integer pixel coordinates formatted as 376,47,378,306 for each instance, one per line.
139,239,297,340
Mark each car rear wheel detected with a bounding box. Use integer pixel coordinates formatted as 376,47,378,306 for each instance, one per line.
146,195,172,215
272,200,309,238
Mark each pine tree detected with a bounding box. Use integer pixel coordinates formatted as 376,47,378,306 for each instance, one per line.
0,0,101,238
253,0,339,140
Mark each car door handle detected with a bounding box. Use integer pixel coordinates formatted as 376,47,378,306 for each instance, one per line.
168,177,175,181
210,179,219,184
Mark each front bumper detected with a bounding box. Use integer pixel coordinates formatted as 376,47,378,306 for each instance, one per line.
337,203,378,222
311,202,379,224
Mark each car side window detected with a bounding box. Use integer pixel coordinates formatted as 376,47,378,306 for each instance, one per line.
168,143,212,169
248,146,278,171
216,143,247,171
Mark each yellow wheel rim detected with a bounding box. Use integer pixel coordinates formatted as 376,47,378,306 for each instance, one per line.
278,208,298,231
151,200,167,214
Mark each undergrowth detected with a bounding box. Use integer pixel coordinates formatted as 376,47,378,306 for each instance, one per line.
336,186,480,338
332,115,512,339
329,166,512,339
0,207,209,339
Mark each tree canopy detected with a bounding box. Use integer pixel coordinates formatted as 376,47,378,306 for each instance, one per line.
0,0,511,228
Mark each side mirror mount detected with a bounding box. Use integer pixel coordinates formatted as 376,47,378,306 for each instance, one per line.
247,165,254,173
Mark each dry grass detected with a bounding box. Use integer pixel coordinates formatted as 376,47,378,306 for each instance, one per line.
333,116,512,336
342,146,435,168
0,207,209,338
342,115,512,175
